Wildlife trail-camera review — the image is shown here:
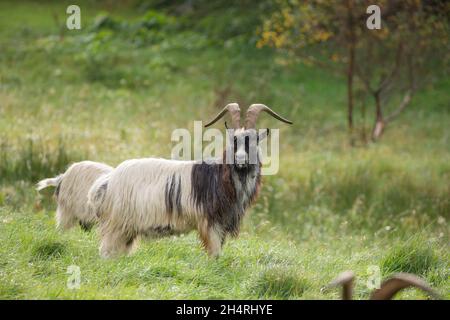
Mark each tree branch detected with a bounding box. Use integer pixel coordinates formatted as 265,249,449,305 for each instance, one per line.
384,89,414,123
384,53,417,123
377,42,403,94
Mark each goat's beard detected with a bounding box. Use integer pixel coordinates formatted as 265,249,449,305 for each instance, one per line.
233,161,259,172
235,163,247,169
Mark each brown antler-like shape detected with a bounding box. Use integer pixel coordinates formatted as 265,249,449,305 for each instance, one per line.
204,103,241,129
327,271,355,300
244,104,293,129
370,273,441,300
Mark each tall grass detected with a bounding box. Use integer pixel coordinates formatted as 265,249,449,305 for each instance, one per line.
0,137,82,184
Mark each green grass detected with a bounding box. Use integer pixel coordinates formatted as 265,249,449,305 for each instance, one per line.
381,239,443,277
0,0,448,299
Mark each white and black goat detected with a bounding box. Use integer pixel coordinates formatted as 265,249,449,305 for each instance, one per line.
36,161,113,231
88,104,292,258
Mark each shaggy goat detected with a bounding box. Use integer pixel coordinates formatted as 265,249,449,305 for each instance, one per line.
37,161,113,231
89,103,292,258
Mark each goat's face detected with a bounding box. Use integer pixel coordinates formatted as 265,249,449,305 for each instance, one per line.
205,103,292,169
228,128,268,169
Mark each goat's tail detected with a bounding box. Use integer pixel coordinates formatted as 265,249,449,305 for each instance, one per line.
36,174,64,191
87,173,110,218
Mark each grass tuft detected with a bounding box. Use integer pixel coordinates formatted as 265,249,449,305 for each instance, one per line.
251,268,310,299
30,240,67,261
109,265,179,287
381,241,440,277
0,282,23,299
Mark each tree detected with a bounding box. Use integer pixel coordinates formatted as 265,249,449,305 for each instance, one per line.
258,0,449,142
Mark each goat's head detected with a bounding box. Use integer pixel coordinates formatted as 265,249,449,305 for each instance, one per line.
204,103,292,169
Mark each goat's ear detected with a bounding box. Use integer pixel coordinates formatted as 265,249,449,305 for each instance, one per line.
258,128,269,142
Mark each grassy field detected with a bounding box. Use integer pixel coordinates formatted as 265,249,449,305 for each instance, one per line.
0,1,448,299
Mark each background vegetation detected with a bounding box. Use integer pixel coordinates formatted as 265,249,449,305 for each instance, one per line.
0,0,448,299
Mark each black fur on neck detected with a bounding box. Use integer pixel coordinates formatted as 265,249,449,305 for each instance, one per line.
191,156,261,237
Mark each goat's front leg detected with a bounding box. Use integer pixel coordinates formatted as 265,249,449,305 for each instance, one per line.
199,222,224,257
55,207,77,231
99,228,137,258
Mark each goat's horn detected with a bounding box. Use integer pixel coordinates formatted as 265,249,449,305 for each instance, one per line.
370,273,441,300
326,271,355,300
204,103,241,129
244,104,293,129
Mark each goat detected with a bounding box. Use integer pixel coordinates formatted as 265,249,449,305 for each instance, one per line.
36,161,113,231
327,270,441,300
88,103,292,258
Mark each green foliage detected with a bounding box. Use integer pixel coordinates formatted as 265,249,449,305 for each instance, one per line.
259,0,450,141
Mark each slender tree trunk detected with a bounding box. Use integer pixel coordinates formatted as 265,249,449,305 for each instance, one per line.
361,96,367,144
346,0,356,144
347,45,355,131
372,92,384,141
52,12,64,41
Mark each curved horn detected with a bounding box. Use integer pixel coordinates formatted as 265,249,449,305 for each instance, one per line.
370,273,441,300
204,103,241,129
326,271,355,300
245,104,293,129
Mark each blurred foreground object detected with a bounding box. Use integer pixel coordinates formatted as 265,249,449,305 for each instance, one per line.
327,270,441,300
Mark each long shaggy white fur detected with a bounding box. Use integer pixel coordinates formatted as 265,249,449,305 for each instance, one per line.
90,158,209,258
37,161,113,230
86,171,111,218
